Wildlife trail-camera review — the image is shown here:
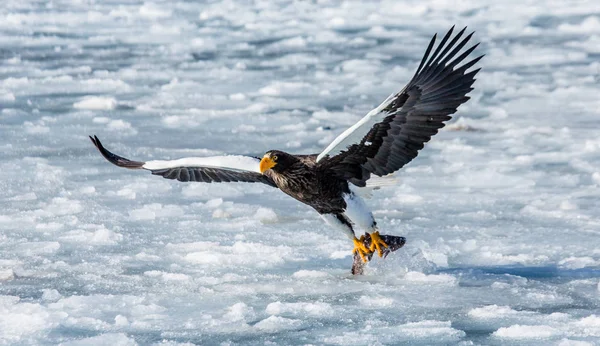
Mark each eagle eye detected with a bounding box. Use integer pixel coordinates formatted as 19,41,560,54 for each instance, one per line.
272,155,278,161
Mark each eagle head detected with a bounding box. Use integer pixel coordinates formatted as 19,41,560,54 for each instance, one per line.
259,150,297,174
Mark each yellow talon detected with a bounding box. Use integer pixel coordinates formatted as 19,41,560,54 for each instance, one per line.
369,231,389,257
353,235,372,263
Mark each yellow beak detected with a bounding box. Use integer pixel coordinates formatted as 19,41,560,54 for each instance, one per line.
259,157,276,173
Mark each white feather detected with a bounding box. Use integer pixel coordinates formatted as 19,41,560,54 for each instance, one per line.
320,214,355,240
348,173,399,199
366,175,399,189
316,92,397,162
143,155,261,173
342,192,375,231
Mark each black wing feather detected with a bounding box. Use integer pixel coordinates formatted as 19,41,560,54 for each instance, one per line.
89,136,276,187
90,135,145,169
320,27,483,186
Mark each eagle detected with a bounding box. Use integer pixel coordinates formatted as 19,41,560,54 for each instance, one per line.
90,26,482,274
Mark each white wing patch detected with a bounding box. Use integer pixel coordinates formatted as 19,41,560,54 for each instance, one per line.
351,176,399,199
143,155,261,173
316,92,397,162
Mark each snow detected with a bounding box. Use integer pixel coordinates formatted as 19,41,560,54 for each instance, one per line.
493,324,560,339
1,0,600,344
73,97,118,110
60,333,138,346
265,301,333,317
254,207,278,223
0,269,14,281
253,315,304,332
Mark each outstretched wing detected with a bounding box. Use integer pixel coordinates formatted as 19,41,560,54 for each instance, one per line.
317,26,483,187
89,136,276,187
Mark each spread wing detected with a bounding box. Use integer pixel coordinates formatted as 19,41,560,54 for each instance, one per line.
317,26,483,187
89,136,276,187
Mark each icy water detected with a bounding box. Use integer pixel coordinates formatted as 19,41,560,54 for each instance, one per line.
1,0,600,345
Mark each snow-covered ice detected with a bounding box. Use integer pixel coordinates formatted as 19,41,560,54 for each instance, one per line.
1,0,600,344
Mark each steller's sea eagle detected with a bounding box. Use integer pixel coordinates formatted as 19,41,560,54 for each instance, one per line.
90,26,482,274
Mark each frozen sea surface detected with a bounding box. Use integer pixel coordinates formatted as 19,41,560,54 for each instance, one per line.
1,0,600,344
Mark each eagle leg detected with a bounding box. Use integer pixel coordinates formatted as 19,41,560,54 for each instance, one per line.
352,235,373,263
368,231,389,257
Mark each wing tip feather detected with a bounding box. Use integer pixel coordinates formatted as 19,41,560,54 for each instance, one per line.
89,135,145,169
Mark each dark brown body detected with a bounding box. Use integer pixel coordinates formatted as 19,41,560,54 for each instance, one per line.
264,153,350,215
